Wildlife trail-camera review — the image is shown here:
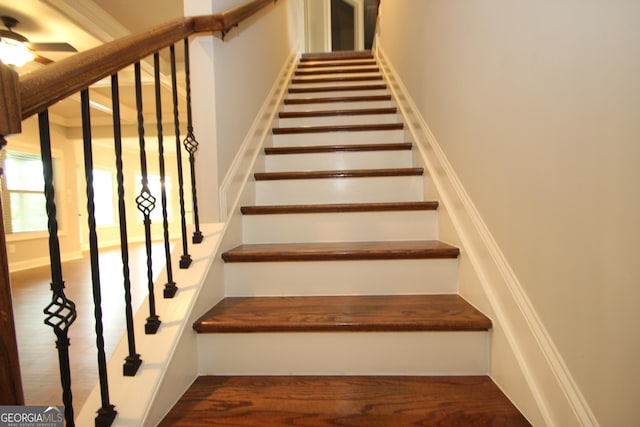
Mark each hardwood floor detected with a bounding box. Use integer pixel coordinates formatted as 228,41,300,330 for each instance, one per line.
9,242,168,409
159,376,532,426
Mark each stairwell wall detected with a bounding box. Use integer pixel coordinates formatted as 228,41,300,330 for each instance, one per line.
376,1,640,426
185,0,301,223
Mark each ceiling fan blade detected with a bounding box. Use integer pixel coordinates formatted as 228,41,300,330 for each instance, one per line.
29,42,77,53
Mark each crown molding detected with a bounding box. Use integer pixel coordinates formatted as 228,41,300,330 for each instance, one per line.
42,0,131,43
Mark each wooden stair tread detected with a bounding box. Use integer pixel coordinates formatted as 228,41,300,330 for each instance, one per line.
301,51,374,61
297,59,377,69
254,167,423,181
241,201,438,215
279,107,396,118
159,375,531,426
265,142,411,155
221,240,459,262
292,75,383,84
288,84,387,94
193,294,491,333
284,94,391,105
273,123,403,134
295,67,380,76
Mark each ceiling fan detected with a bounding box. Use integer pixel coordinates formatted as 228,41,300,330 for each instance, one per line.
0,15,77,66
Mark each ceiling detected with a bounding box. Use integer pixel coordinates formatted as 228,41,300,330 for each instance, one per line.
0,0,186,142
0,0,184,69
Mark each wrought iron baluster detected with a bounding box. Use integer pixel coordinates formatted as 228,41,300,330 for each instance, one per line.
111,73,142,376
152,52,178,298
80,89,117,426
183,38,203,245
39,110,77,427
169,44,192,269
134,62,161,334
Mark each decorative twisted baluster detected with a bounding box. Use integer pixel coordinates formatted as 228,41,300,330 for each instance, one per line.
38,111,77,427
152,53,178,298
134,62,161,334
183,38,203,245
169,44,193,269
111,73,142,376
80,89,117,426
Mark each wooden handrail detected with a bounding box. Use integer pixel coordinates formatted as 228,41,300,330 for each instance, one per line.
0,64,21,136
194,0,274,33
0,196,24,405
12,0,275,127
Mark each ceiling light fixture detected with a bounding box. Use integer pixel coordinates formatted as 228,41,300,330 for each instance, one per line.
0,16,35,67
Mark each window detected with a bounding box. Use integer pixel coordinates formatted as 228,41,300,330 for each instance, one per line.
1,150,48,233
92,169,115,226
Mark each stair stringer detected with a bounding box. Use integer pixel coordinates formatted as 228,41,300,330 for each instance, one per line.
376,46,597,427
75,223,226,427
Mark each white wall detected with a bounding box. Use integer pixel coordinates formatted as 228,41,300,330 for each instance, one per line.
212,0,294,181
186,0,300,222
377,1,640,426
304,0,330,52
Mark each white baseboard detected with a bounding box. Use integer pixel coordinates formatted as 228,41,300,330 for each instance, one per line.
376,47,599,427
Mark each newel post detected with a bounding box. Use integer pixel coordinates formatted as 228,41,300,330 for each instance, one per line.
0,62,25,405
0,63,22,136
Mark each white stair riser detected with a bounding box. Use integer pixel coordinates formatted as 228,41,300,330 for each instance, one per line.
265,150,411,172
283,100,395,112
299,60,375,67
290,77,383,89
292,68,380,80
286,89,389,99
272,130,405,147
292,70,381,76
278,113,398,127
242,210,438,244
288,86,385,96
254,176,423,205
197,331,489,375
224,258,458,296
295,65,379,72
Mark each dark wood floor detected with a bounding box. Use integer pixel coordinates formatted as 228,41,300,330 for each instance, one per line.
9,242,168,408
159,376,532,426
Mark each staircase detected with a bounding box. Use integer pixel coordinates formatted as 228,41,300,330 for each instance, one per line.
160,51,530,426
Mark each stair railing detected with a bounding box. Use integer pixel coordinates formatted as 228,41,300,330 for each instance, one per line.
0,0,276,425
